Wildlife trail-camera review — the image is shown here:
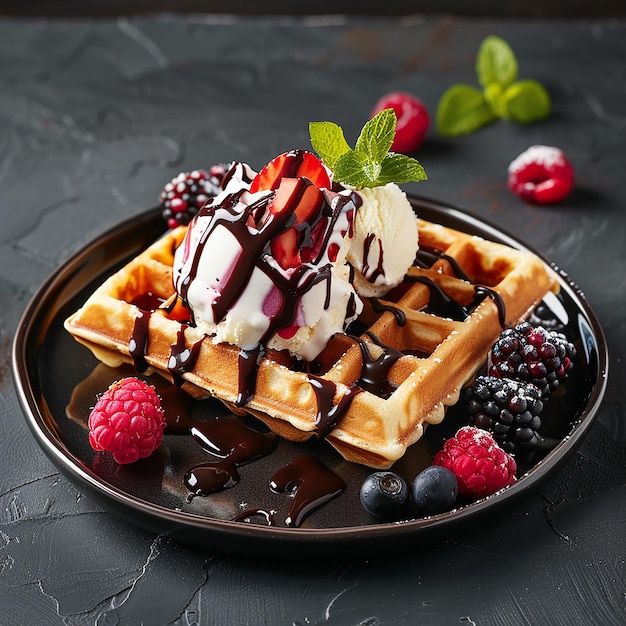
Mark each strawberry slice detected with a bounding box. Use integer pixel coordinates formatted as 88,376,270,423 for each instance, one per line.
271,227,300,270
250,150,331,193
267,177,325,270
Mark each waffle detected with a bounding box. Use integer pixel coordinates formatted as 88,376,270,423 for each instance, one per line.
64,218,558,469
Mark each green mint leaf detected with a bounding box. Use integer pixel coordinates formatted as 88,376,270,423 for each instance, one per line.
436,84,496,136
362,159,382,183
354,108,396,163
503,79,551,123
476,35,518,89
309,121,351,169
310,110,427,188
374,153,428,186
333,150,371,188
484,83,508,117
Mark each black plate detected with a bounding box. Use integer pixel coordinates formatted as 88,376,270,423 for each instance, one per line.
12,197,608,559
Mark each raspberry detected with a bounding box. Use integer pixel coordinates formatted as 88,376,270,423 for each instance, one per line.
465,375,543,454
489,322,576,397
507,145,574,204
88,377,166,464
370,92,430,153
433,426,517,499
160,165,227,229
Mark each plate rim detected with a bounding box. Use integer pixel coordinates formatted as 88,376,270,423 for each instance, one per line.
11,195,610,555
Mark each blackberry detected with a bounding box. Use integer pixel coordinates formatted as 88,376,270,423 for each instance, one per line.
160,164,227,229
489,321,576,397
529,300,564,330
465,375,544,455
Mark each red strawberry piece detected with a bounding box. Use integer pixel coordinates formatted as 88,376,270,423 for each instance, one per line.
370,92,430,153
508,145,575,204
271,227,300,270
88,377,166,464
433,426,517,499
268,177,325,270
250,149,331,193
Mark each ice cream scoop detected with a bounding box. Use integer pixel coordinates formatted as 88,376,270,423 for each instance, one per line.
172,158,363,361
346,183,419,298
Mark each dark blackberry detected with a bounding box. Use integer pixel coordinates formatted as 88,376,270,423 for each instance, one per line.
489,321,576,397
465,375,544,455
529,299,564,330
160,164,227,229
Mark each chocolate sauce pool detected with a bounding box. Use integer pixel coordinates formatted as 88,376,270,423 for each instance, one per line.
270,455,345,528
184,418,277,496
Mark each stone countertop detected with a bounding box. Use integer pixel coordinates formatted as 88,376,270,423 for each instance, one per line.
1,14,625,625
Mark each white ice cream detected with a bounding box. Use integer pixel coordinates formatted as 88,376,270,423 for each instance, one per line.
346,183,419,298
172,162,362,361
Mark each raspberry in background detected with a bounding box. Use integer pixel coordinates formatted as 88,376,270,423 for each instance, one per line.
507,145,574,204
433,426,517,499
370,92,430,153
88,377,166,464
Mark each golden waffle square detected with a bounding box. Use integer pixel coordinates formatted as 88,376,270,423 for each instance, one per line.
64,218,557,469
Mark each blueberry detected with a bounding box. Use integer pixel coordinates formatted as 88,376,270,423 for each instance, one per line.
411,466,458,515
360,471,409,519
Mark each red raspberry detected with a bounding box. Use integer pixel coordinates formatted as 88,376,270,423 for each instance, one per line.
88,377,166,464
433,426,517,499
370,92,430,153
507,145,574,204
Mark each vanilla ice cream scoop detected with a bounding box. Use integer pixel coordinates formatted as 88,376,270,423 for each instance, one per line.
346,183,419,298
172,161,362,361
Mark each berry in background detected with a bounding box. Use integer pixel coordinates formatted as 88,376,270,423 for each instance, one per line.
160,165,227,229
370,92,430,153
508,145,574,204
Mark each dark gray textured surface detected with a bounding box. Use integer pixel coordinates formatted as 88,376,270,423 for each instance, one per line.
1,15,625,625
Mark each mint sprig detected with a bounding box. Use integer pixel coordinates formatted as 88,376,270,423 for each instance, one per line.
309,109,427,189
437,35,551,137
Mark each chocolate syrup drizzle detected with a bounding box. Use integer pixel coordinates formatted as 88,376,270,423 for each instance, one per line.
473,285,507,328
167,325,206,387
362,233,385,284
129,310,151,373
184,418,277,496
406,275,471,321
237,345,265,407
355,332,403,397
308,376,362,437
269,455,345,528
370,298,406,327
231,508,276,526
366,245,509,328
182,418,344,528
415,246,472,281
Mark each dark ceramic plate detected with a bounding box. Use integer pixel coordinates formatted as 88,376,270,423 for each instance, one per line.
12,197,608,559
